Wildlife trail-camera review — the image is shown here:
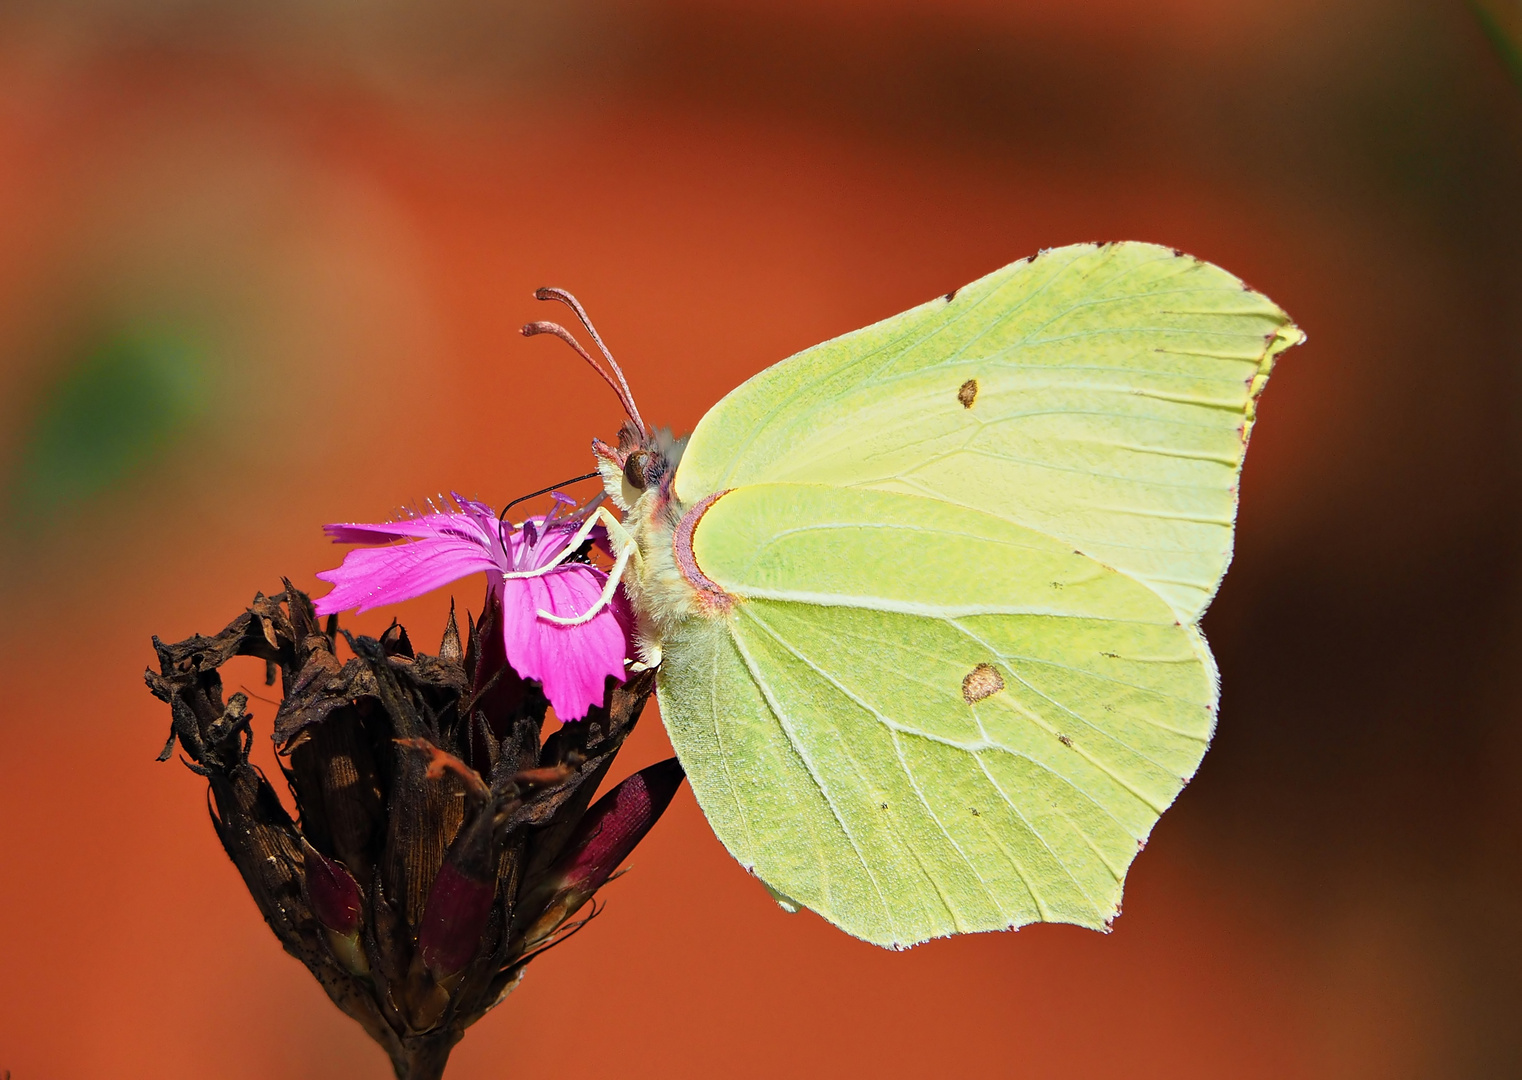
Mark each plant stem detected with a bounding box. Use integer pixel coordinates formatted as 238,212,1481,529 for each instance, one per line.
394,1032,459,1080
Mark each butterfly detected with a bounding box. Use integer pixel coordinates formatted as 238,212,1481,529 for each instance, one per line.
525,242,1302,948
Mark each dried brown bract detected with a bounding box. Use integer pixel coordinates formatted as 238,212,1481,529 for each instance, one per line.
145,582,680,1080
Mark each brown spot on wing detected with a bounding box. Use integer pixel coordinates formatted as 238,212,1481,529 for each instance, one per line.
957,378,978,408
961,663,1004,704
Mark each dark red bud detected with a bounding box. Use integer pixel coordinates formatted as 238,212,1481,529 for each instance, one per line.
303,840,363,938
521,758,684,947
417,861,497,977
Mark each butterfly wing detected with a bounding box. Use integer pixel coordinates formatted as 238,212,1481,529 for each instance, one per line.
654,243,1300,946
674,242,1303,619
660,486,1217,949
658,484,1215,948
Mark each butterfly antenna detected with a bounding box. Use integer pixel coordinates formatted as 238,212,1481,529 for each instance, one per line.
527,287,648,437
533,288,642,426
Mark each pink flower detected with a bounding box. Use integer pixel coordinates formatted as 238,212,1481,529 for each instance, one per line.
313,493,631,721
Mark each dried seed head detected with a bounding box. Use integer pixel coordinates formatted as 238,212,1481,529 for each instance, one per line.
147,584,660,1079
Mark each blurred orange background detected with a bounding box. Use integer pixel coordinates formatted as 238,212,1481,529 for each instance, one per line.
2,1,1520,1077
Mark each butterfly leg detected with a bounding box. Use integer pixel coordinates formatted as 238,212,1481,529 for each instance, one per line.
499,505,612,581
535,506,640,627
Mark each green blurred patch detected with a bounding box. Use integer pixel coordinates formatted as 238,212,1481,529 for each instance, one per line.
5,326,209,519
1473,0,1522,88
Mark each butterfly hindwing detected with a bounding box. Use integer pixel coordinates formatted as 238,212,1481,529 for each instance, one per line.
657,483,1215,947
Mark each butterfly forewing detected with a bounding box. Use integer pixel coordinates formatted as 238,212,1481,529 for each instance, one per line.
674,242,1302,620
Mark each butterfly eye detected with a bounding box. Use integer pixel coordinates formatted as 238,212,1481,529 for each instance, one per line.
623,450,650,491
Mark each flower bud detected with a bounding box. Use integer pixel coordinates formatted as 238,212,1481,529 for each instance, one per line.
519,757,684,948
300,838,369,976
303,840,363,936
417,854,496,978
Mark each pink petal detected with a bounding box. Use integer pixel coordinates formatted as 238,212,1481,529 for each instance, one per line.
313,512,504,616
498,566,632,721
323,522,430,545
323,506,502,549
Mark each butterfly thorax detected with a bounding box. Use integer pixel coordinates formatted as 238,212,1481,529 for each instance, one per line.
594,422,732,665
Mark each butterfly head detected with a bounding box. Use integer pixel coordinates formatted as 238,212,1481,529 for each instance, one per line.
592,422,688,513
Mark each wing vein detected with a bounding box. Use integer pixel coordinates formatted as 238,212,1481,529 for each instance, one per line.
705,635,758,861
947,618,1174,815
728,620,900,933
741,604,1022,929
